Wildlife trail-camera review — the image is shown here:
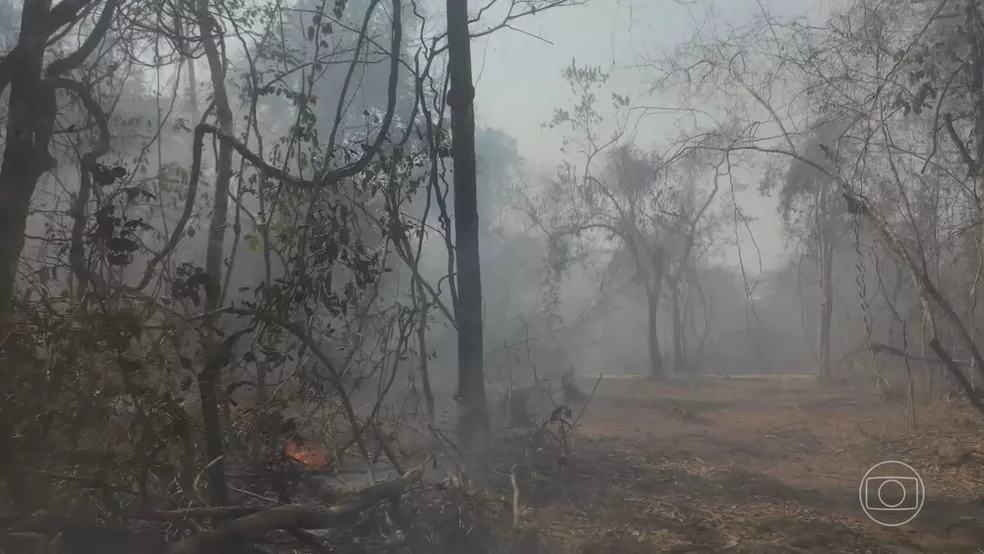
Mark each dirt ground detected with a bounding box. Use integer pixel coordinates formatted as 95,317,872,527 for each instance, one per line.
522,375,984,553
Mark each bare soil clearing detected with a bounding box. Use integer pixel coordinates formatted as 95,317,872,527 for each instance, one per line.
525,376,984,553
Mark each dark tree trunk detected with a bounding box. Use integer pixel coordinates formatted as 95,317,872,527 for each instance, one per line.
0,0,51,320
0,0,78,513
414,294,436,423
197,0,234,507
647,292,665,380
670,279,685,374
818,240,835,384
446,0,489,452
198,356,229,506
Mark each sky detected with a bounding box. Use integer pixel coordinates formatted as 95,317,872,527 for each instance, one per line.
469,0,838,272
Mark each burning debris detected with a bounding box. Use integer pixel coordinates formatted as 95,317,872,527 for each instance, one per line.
283,437,334,468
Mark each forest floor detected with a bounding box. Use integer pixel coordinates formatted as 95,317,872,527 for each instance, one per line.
521,374,984,553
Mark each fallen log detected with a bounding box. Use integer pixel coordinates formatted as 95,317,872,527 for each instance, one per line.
4,461,427,554
165,461,426,554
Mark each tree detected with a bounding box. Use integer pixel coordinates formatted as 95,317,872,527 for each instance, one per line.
0,0,118,317
522,63,719,379
661,156,720,374
0,0,119,512
663,0,984,412
446,0,489,453
762,122,856,383
0,0,581,546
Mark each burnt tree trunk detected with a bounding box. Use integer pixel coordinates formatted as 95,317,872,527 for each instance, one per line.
0,6,52,511
818,239,835,384
0,0,54,319
446,0,489,452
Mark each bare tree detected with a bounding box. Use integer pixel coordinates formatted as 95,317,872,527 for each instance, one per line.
660,0,984,411
520,63,720,379
446,0,489,454
661,158,721,373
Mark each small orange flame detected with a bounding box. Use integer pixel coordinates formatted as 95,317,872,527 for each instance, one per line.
284,438,333,468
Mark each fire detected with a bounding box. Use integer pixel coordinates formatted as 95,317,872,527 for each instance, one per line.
284,438,333,467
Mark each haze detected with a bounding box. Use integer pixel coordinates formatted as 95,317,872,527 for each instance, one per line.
0,0,982,552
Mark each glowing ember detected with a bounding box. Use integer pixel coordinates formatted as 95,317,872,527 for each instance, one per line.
284,438,333,467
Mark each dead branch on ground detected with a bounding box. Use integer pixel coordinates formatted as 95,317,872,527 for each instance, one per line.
162,460,426,554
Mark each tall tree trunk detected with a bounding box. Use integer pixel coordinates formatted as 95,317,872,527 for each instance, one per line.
967,224,983,394
647,292,665,379
0,0,60,513
970,6,984,394
196,0,233,507
0,0,52,321
446,0,489,453
0,0,116,514
670,279,685,374
818,239,835,384
681,282,691,366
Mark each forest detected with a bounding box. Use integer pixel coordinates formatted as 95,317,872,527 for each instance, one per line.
1,0,984,551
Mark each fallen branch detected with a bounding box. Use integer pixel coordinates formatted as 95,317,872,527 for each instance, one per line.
837,341,964,369
150,461,426,554
135,506,262,522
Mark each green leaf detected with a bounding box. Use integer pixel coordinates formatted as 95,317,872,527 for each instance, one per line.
246,233,260,253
